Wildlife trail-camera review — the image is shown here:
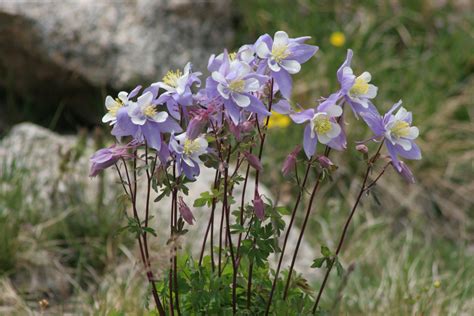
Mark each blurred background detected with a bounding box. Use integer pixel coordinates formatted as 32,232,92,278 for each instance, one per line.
0,0,473,314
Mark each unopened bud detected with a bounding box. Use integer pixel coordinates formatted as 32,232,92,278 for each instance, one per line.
355,144,368,154
244,152,263,171
317,155,336,170
281,145,301,176
178,197,195,225
252,190,265,220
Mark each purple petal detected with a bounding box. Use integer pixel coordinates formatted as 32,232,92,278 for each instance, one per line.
290,44,318,64
141,123,162,150
337,49,353,83
303,124,317,158
272,99,291,114
290,109,314,124
112,107,138,138
272,70,293,99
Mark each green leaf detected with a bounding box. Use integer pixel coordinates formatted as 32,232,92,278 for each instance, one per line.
335,259,344,277
321,245,331,258
311,257,326,268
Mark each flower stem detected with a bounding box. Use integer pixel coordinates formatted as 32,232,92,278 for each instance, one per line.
312,141,385,313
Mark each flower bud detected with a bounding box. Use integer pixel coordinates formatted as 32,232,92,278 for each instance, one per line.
244,152,263,171
281,145,301,176
355,144,368,154
178,197,195,225
228,121,241,140
252,190,265,220
317,155,336,170
241,120,255,133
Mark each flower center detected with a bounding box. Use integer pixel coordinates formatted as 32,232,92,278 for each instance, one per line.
271,44,290,63
228,79,246,93
108,99,123,117
313,116,332,134
391,120,410,138
143,104,157,118
183,139,200,156
350,77,369,96
162,69,183,88
228,52,237,61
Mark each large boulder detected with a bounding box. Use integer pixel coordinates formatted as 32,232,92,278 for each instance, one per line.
0,0,234,125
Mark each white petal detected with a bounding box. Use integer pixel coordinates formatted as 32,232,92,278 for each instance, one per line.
268,59,281,72
212,71,227,84
406,126,419,139
245,78,260,92
183,156,195,167
153,111,168,123
273,31,289,47
256,42,271,58
131,115,146,126
395,107,409,121
325,104,343,117
183,62,191,74
137,91,153,107
102,113,115,123
365,85,378,99
398,139,412,151
342,67,354,77
118,91,128,102
280,60,301,74
105,96,115,109
217,83,230,99
359,71,372,82
232,93,251,107
318,133,332,144
326,122,341,138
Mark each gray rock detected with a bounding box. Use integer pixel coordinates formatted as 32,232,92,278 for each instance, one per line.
0,0,234,123
0,123,317,276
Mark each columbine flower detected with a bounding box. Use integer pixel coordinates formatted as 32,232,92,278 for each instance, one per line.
290,99,345,158
152,62,201,119
178,197,195,225
255,31,318,98
111,89,182,151
102,86,141,125
337,49,378,115
281,145,301,176
206,51,270,124
89,143,135,177
362,100,421,171
169,132,208,180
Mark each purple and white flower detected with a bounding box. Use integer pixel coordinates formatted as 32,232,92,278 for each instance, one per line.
111,90,182,151
290,99,345,158
102,86,141,125
362,100,421,171
169,132,208,180
206,51,270,124
89,143,136,177
337,50,378,115
152,63,201,119
255,31,318,98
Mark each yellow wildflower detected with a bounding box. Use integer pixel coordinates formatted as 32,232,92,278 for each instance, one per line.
268,112,291,129
330,32,346,47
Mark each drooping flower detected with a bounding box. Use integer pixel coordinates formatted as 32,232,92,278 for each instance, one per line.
206,51,270,124
243,152,263,171
178,197,195,225
255,31,318,98
253,189,265,220
290,97,345,158
281,145,301,176
102,86,142,125
152,62,201,119
169,132,208,180
89,143,136,177
337,49,378,116
362,100,421,171
394,161,416,184
111,89,182,151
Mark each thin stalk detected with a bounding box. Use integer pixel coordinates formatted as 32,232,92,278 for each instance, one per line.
283,146,332,299
312,141,385,313
265,161,312,314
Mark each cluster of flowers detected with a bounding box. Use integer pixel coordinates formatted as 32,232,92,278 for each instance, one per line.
90,30,421,184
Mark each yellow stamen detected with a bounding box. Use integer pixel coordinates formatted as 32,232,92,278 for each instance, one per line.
108,99,123,117
391,120,410,138
228,79,245,93
163,69,183,88
228,52,237,61
272,44,290,63
350,77,369,96
314,116,332,134
143,105,157,118
183,139,200,156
